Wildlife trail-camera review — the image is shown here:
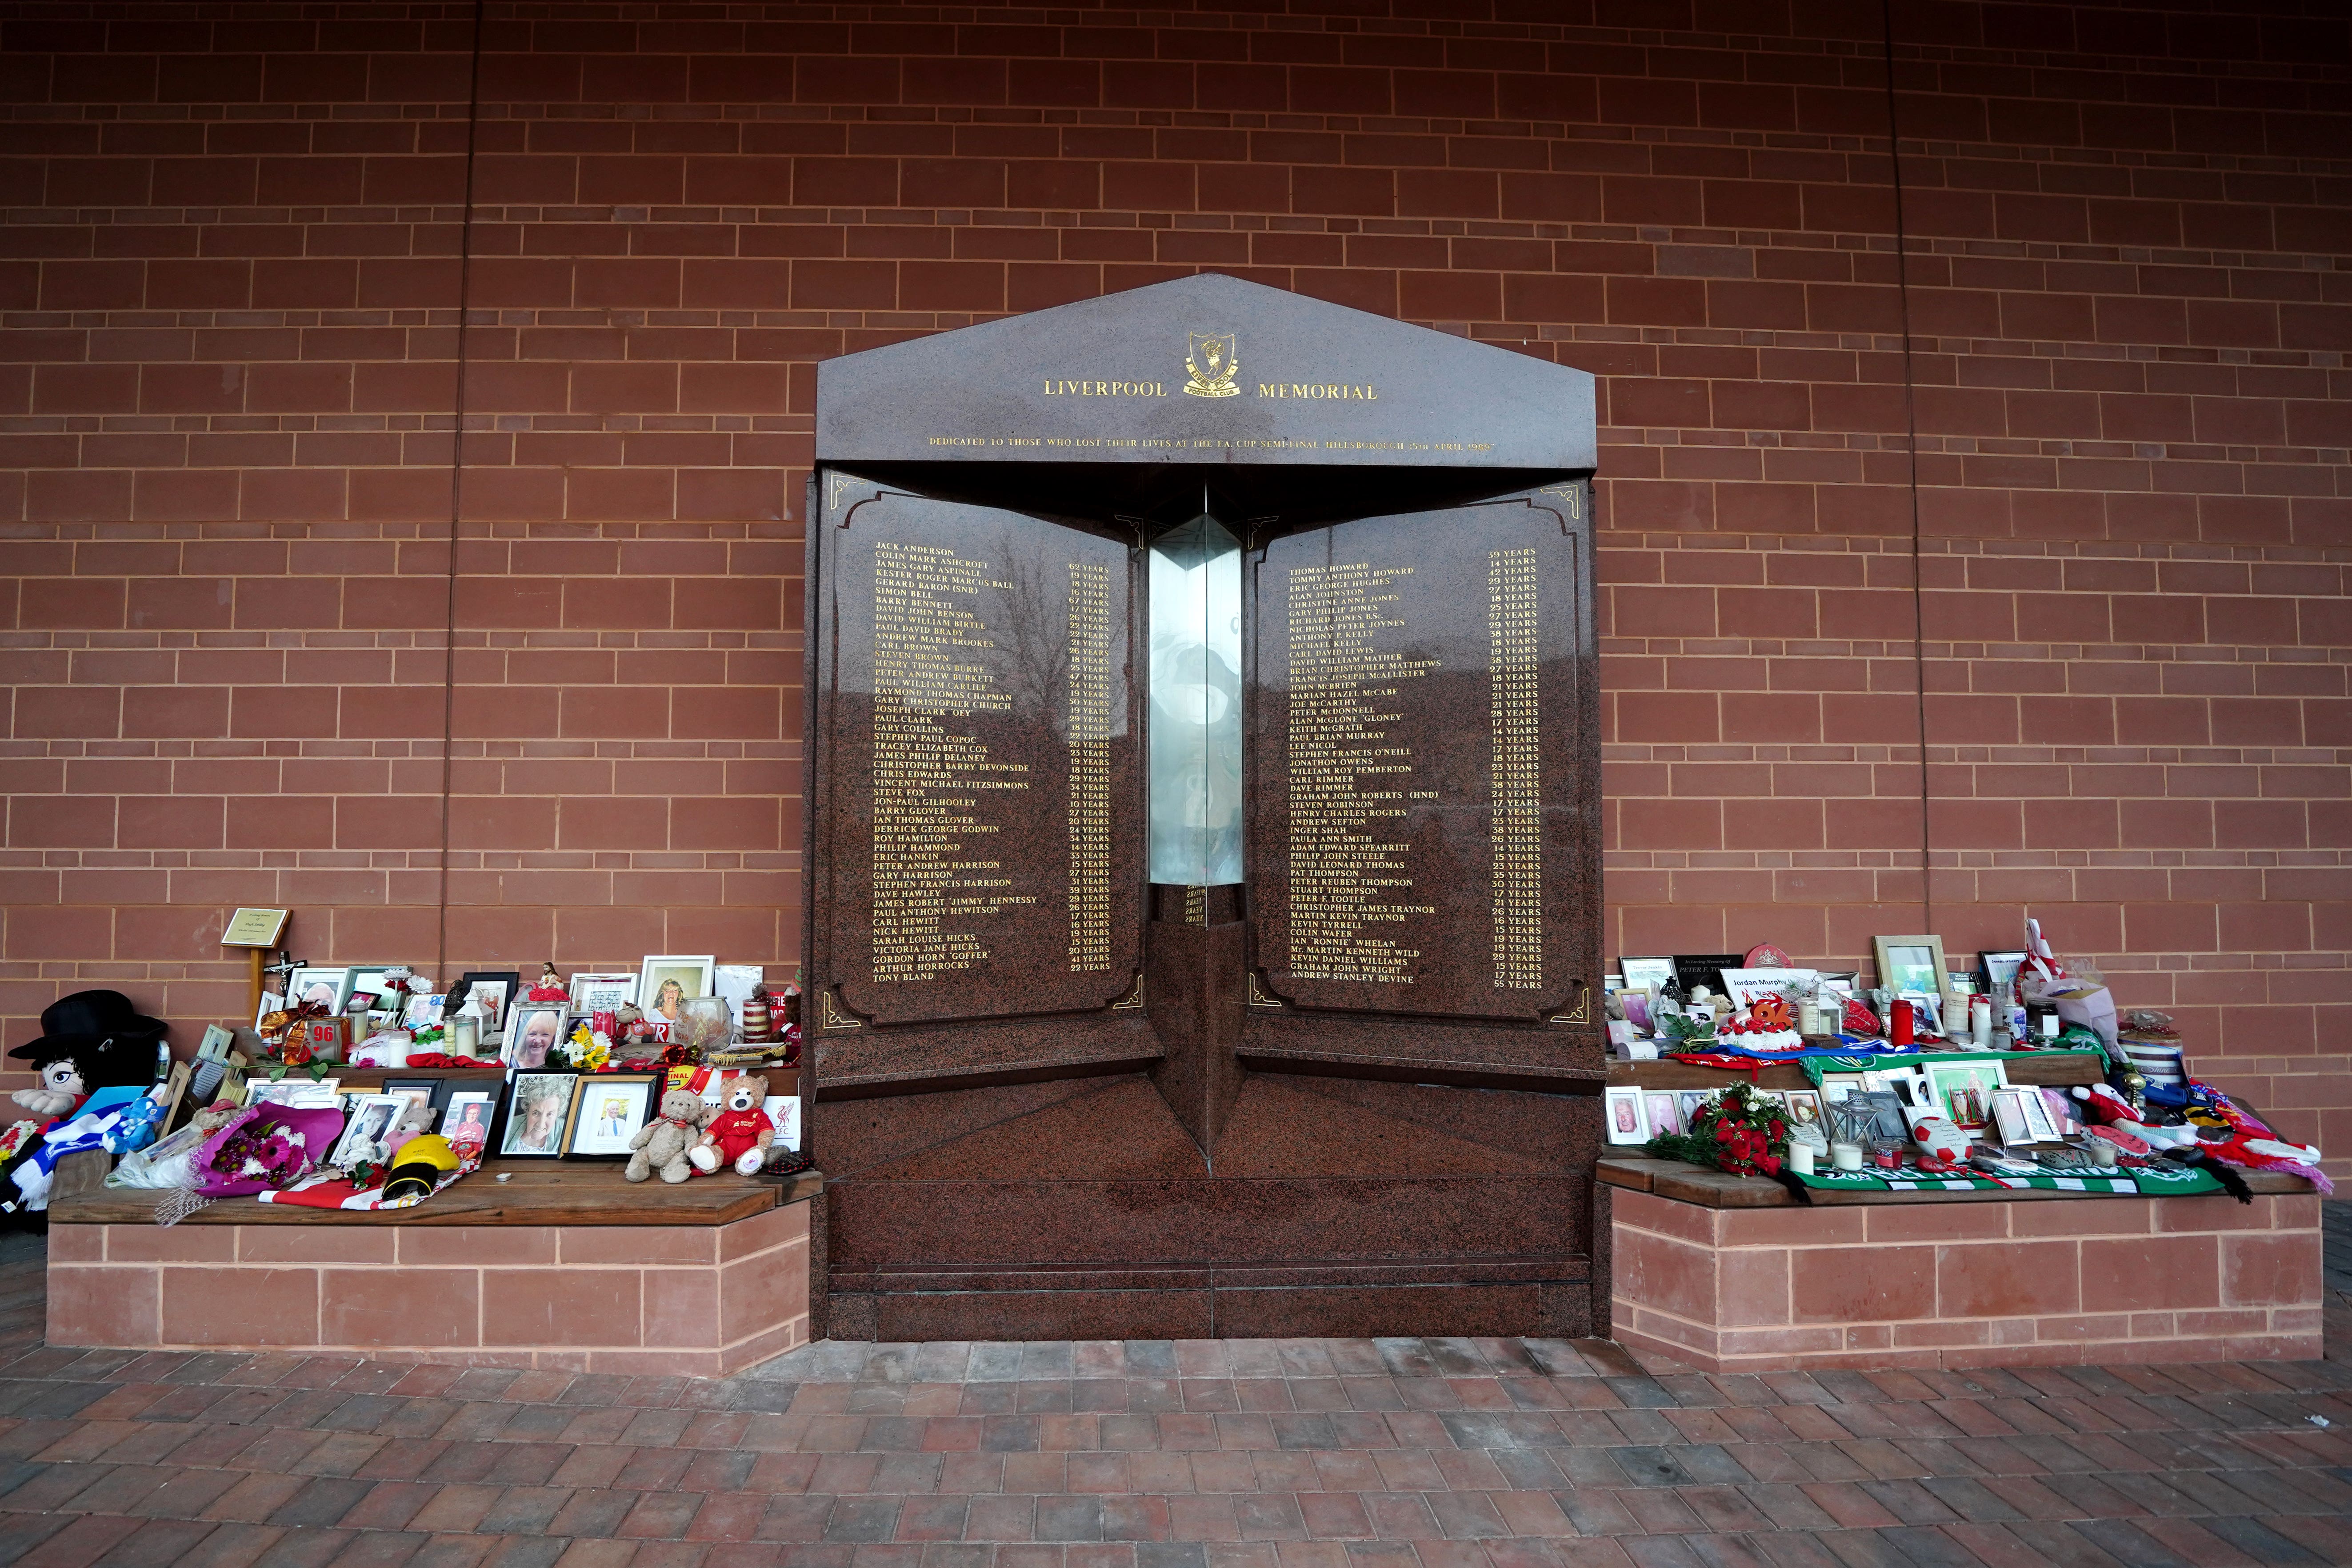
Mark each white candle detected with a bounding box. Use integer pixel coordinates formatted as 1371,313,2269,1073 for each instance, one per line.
1831,1142,1863,1172
1971,998,1992,1049
1789,1142,1816,1175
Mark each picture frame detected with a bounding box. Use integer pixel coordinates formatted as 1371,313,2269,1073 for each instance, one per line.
247,1077,340,1109
252,992,285,1030
452,972,521,1037
1603,1085,1649,1145
1675,1089,1712,1126
1872,935,1950,1004
380,1077,448,1124
1779,1088,1825,1132
638,956,717,1023
345,967,397,1016
281,967,352,1014
332,1093,407,1166
501,1072,576,1158
1870,1066,1933,1112
401,992,448,1032
2019,1084,2064,1142
1836,1090,1911,1145
1924,1059,2008,1129
1641,1091,1682,1137
502,1004,570,1070
713,965,766,1030
441,1089,498,1152
1990,1088,2038,1148
1618,956,1676,996
1672,954,1746,999
567,972,636,1015
561,1073,659,1158
1979,950,2028,996
155,1060,192,1132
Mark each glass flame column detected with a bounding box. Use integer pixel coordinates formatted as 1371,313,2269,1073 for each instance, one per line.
1147,513,1244,887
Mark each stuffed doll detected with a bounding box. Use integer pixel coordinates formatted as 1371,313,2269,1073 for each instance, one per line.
626,1088,712,1184
690,1074,775,1177
8,992,171,1158
13,1060,85,1122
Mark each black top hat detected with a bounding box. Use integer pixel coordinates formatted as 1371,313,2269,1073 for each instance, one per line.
9,989,168,1065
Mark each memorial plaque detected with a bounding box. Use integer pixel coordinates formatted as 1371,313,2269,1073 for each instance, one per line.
1246,489,1590,1023
807,277,1604,1341
814,474,1143,1027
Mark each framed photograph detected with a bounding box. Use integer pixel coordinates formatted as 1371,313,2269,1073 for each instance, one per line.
501,1072,577,1157
331,1093,405,1165
562,1074,659,1158
1641,1091,1682,1137
247,1076,340,1109
2019,1085,2064,1142
1834,1090,1911,1145
1990,1088,2036,1147
1870,1066,1933,1112
567,972,636,1015
282,967,352,1013
380,1077,447,1124
453,972,521,1036
714,965,766,1029
1979,950,2028,996
442,1090,497,1151
252,992,285,1030
1603,1085,1649,1146
1674,1089,1712,1126
1779,1088,1825,1132
1924,1059,2008,1129
346,967,397,1016
401,992,448,1031
1619,957,1676,996
503,1004,570,1070
1621,991,1654,1033
638,956,717,1023
1818,1073,1867,1104
1872,935,1950,1003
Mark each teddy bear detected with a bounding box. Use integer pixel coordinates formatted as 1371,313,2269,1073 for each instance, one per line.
626,1088,712,1184
689,1074,775,1178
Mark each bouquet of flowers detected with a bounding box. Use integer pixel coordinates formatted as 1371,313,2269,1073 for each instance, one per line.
1644,1082,1788,1177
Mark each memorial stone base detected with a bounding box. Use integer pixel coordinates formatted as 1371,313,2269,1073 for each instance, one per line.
1609,1176,2323,1373
45,1167,818,1377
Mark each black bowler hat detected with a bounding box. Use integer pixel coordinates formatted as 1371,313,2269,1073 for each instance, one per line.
8,989,168,1067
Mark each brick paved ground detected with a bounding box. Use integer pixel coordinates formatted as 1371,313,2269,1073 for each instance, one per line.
0,1228,2349,1568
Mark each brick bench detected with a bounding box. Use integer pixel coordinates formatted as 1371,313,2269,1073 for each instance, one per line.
1601,1156,2322,1372
45,1161,822,1378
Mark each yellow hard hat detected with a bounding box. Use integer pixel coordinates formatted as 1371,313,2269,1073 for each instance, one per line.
392,1134,459,1174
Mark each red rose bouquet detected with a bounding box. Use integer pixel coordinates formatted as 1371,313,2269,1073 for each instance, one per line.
1644,1081,1789,1177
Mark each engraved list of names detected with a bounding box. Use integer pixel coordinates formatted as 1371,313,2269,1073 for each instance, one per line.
868,540,1036,982
1282,561,1438,983
1253,501,1575,1022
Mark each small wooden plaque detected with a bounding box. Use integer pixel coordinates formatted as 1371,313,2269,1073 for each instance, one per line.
220,908,290,948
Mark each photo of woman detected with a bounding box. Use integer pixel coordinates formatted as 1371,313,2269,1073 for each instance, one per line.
501,1074,575,1158
636,956,714,1017
504,1005,566,1069
443,1095,494,1151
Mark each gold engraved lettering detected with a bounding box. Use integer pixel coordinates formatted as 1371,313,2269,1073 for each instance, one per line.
1255,383,1379,400
1282,561,1438,984
1065,560,1114,972
1488,547,1543,990
868,541,1038,984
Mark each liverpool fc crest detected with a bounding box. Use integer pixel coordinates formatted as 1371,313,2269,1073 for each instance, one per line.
1182,332,1240,397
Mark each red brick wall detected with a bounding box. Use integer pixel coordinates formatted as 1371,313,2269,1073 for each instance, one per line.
4,3,2346,1161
